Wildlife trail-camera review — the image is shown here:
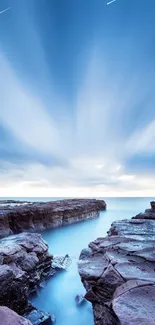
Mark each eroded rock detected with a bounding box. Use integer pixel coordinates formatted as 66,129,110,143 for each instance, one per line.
0,306,32,325
113,284,155,325
133,201,155,220
78,201,155,325
0,199,106,239
0,233,53,316
24,307,53,325
75,294,86,306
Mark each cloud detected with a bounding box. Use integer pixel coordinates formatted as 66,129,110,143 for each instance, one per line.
107,0,116,6
0,51,61,155
126,120,155,155
0,7,11,15
0,0,155,197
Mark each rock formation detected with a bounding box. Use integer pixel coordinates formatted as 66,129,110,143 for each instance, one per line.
75,294,86,306
0,232,53,314
0,199,106,239
133,201,155,220
78,202,155,325
0,232,70,324
0,306,32,325
0,199,106,324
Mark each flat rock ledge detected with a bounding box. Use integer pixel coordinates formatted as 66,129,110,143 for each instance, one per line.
0,199,106,239
78,202,155,325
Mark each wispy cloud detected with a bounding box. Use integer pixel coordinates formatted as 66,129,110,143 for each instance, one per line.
0,7,11,15
107,0,116,6
0,0,155,197
0,51,60,155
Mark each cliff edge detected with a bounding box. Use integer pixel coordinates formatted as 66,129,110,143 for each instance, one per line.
0,199,106,239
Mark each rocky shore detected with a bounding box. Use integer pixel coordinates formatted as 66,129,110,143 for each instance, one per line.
0,231,71,324
0,198,106,324
0,199,106,238
78,201,155,325
0,233,53,314
133,200,155,220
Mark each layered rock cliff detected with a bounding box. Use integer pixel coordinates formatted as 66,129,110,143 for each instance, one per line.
78,202,155,325
0,199,106,239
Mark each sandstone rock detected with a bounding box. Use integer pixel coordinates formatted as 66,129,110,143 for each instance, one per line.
0,199,106,239
108,219,155,240
0,233,52,315
113,284,155,325
0,306,32,325
78,202,155,325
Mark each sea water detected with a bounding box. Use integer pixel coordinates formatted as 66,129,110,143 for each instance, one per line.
3,197,154,325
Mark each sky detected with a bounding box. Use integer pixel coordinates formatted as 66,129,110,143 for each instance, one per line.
0,0,155,197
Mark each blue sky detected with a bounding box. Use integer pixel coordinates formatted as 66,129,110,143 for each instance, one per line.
0,0,155,197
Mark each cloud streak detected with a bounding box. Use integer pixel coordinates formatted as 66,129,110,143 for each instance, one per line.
0,0,155,197
0,7,11,15
107,0,116,5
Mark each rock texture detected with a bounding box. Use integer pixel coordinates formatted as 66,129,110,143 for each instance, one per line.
0,231,72,324
0,232,53,315
0,199,106,239
75,294,86,306
133,201,155,220
0,306,32,325
24,308,53,325
78,202,155,325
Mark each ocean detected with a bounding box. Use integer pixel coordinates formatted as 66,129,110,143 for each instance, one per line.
2,197,154,325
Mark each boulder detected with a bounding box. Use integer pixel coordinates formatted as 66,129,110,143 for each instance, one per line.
52,254,72,270
24,307,54,325
75,294,86,306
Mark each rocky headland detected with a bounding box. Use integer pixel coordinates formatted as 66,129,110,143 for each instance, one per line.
78,201,155,325
0,199,106,239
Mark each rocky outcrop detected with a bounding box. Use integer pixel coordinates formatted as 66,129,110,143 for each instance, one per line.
0,306,32,325
78,202,155,325
0,232,53,315
0,199,106,239
108,218,155,240
133,201,155,220
0,232,71,324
